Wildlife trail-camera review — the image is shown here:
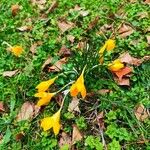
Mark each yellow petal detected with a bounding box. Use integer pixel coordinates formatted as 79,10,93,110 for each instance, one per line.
11,46,23,56
99,56,104,64
34,92,48,97
41,117,53,131
99,44,107,54
70,83,79,97
80,84,86,99
36,93,55,107
52,109,61,135
108,59,124,72
36,76,58,92
105,39,115,51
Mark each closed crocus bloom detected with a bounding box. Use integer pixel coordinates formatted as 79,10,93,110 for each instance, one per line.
35,92,55,107
40,109,61,135
36,76,58,92
108,59,124,72
70,66,86,99
11,46,23,56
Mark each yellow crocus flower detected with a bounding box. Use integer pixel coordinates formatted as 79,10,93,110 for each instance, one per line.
35,92,56,107
36,76,58,92
70,66,86,99
40,109,61,135
108,59,124,72
11,45,23,56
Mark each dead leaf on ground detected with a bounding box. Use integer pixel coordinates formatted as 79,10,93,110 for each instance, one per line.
3,70,19,77
137,12,149,19
96,111,105,130
87,16,99,31
114,77,130,86
119,52,142,66
48,57,68,72
134,104,149,121
0,102,5,112
118,24,134,38
72,125,83,145
58,45,71,57
59,132,72,149
57,21,74,33
42,56,53,70
30,0,46,10
113,66,132,80
99,24,112,34
30,41,43,54
77,41,86,49
146,35,150,44
16,101,40,121
97,89,111,95
15,132,25,141
67,35,75,43
68,97,80,113
11,4,20,16
144,0,150,4
46,1,58,14
17,26,32,32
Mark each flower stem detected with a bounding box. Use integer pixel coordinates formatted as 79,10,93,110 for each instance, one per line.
2,41,12,48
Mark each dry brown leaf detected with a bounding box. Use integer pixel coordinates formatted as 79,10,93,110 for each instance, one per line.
11,4,20,16
114,77,130,86
17,26,32,32
118,24,134,38
3,70,19,77
97,89,111,95
16,101,40,121
68,97,80,113
0,102,5,112
144,0,150,4
15,132,24,141
48,57,68,72
30,41,43,54
72,125,83,145
67,35,75,43
59,132,72,149
58,45,71,57
87,16,99,31
137,12,149,19
146,35,150,44
57,21,74,33
134,104,149,121
46,1,58,14
119,52,142,66
96,111,105,130
42,57,53,70
30,0,46,10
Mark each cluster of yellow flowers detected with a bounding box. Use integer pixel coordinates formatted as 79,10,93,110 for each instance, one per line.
34,39,125,135
34,67,86,135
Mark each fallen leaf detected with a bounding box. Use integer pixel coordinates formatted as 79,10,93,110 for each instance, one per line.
137,12,149,19
72,125,83,145
15,132,24,141
16,101,40,121
30,41,43,54
96,111,105,130
46,1,58,14
114,77,130,86
113,66,132,80
146,35,150,44
0,102,5,112
68,97,80,113
97,89,111,95
59,132,72,149
11,4,20,16
42,56,53,70
58,45,71,57
87,16,99,31
118,24,134,38
119,52,142,66
30,0,46,10
48,57,68,72
67,35,75,43
144,0,150,4
77,41,86,49
134,104,149,121
17,26,32,32
57,21,74,33
3,70,19,77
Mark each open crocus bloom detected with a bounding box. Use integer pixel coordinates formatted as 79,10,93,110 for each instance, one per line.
35,92,56,107
36,76,58,92
108,59,124,72
11,46,23,56
70,66,86,99
40,109,61,135
99,39,115,64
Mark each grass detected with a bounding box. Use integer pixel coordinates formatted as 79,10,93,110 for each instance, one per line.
0,0,150,149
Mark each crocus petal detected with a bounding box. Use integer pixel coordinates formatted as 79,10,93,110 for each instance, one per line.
70,83,79,97
80,84,86,99
99,44,106,54
11,46,23,56
41,117,53,131
34,92,47,98
105,39,115,51
36,76,58,92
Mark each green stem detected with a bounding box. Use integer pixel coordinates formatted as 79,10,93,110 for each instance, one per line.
2,41,12,48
